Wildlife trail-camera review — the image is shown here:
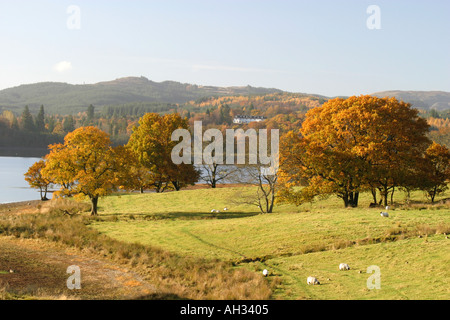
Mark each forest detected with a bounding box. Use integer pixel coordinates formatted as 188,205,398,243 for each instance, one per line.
1,92,450,157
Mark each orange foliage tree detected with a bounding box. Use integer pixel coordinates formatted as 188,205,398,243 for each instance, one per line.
422,142,450,202
279,95,431,208
24,159,52,201
42,126,117,215
127,113,199,193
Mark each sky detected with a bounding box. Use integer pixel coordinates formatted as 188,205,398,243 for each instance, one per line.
0,0,448,97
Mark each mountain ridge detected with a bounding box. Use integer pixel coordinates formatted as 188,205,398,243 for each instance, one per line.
0,76,448,114
372,90,450,111
0,77,285,114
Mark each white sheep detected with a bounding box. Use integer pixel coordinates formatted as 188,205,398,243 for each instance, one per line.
339,263,350,271
262,269,268,277
307,276,320,285
380,211,389,217
223,207,228,211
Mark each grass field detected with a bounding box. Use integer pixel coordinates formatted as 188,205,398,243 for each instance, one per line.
89,186,450,300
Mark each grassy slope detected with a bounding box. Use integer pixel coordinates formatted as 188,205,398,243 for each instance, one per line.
91,187,450,300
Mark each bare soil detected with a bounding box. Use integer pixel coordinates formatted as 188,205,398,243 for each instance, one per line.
0,201,161,300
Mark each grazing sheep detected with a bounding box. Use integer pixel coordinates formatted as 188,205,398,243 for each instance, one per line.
9,269,14,273
211,209,220,213
262,269,268,277
339,263,350,271
380,211,389,217
385,206,390,211
223,207,228,211
307,276,320,285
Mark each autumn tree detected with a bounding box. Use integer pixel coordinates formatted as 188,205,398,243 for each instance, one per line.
42,126,117,215
421,142,450,202
24,159,52,201
113,145,155,193
279,95,431,208
127,113,199,193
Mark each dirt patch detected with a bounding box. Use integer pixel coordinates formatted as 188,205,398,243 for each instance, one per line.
0,236,158,299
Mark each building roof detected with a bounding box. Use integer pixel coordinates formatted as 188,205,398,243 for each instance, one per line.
234,115,266,119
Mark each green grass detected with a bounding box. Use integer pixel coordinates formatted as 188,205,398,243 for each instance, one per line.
267,235,450,300
88,186,450,300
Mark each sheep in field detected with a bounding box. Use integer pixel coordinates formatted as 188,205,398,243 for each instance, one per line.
339,263,350,271
262,269,268,277
307,276,320,285
380,211,389,217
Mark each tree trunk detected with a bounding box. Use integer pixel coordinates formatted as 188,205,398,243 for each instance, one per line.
390,187,395,205
383,192,388,207
140,186,144,194
345,191,359,208
431,186,437,203
342,192,350,208
172,181,181,191
268,192,275,213
90,197,99,216
42,185,48,201
371,188,377,204
352,192,359,207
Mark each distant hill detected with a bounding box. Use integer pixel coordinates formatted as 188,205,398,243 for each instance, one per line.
0,77,284,115
1,77,448,116
372,90,450,111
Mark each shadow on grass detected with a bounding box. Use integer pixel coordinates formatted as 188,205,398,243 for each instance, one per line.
96,210,260,221
133,292,185,300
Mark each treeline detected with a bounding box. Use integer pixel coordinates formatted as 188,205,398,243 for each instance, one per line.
102,102,178,118
3,93,450,156
0,104,130,151
0,106,63,152
0,94,315,153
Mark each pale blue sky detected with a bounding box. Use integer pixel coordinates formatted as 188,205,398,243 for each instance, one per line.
0,0,448,96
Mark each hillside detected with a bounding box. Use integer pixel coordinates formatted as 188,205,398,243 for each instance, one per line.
1,77,449,116
0,77,284,115
372,90,450,111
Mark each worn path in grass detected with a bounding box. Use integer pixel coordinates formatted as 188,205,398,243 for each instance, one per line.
0,203,159,300
0,236,160,299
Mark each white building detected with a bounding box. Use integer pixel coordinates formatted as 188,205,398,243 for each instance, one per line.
233,115,266,124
